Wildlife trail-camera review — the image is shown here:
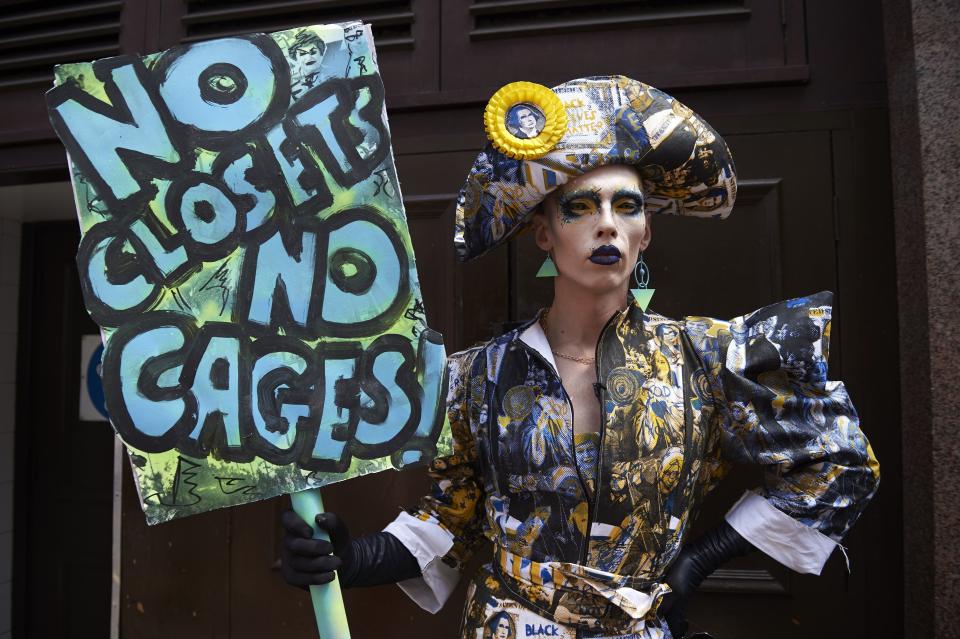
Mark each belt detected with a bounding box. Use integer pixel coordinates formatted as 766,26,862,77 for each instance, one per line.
494,547,672,628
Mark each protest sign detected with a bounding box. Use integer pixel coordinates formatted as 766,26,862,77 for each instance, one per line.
46,22,449,526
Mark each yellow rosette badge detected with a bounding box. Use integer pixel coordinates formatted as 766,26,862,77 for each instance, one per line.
484,81,567,160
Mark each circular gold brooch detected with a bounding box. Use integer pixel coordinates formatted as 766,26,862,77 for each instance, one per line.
483,81,567,160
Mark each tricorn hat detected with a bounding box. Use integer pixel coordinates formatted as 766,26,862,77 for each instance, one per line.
454,76,737,262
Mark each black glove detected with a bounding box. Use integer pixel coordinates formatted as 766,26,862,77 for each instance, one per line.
659,520,755,638
280,510,421,589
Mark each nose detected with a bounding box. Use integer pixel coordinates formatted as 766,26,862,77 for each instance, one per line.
595,202,618,240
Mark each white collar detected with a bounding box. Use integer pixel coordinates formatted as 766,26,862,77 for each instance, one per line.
518,319,559,374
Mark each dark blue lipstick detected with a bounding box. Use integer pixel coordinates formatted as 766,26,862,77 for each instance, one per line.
589,244,621,265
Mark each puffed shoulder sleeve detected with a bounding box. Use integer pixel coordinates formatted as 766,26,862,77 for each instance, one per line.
685,291,881,576
382,346,487,613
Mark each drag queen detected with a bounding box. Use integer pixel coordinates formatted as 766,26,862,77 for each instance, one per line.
281,76,881,638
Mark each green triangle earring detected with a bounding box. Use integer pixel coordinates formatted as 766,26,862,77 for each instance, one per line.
630,252,655,311
536,253,558,278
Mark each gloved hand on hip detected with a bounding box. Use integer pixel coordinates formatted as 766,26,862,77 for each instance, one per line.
659,520,755,638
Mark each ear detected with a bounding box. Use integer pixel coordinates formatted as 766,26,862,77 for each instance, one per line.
531,205,553,251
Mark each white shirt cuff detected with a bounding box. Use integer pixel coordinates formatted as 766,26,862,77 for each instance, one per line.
724,490,839,575
383,511,461,613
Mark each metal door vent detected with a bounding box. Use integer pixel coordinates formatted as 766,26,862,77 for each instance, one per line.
0,0,122,88
469,0,748,39
182,0,415,50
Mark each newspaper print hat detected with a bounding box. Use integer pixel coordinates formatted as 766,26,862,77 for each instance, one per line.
454,75,737,262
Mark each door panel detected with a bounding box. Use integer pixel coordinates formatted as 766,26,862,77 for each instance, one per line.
439,0,809,95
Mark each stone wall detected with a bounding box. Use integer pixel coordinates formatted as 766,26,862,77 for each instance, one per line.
882,0,960,636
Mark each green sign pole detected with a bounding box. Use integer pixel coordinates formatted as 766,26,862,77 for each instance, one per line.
291,488,352,639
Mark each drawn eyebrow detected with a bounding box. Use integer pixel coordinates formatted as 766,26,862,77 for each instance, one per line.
612,188,645,203
558,186,602,206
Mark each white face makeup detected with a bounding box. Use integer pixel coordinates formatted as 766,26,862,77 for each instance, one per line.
534,164,651,295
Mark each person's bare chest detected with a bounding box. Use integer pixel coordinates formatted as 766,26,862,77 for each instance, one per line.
555,359,601,435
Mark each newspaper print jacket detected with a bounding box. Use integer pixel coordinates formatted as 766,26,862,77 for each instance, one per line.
384,291,881,636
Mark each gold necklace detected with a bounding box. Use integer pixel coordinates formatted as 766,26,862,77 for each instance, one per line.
552,350,596,365
540,308,596,365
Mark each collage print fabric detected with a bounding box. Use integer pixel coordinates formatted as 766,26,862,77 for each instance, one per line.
406,291,880,638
